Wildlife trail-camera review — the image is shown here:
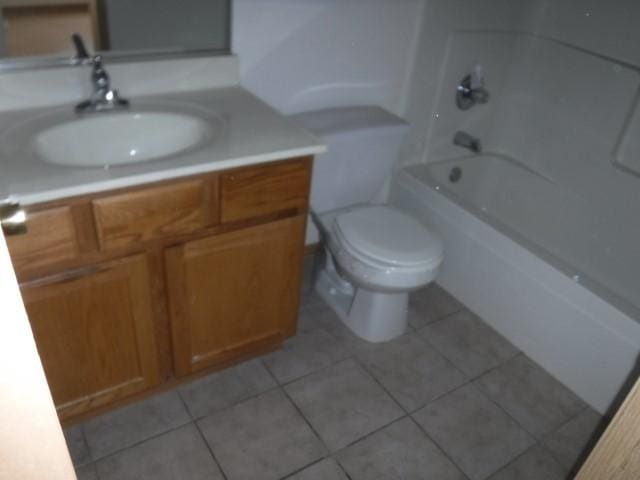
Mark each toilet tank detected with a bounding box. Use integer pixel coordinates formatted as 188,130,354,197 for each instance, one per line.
291,106,408,213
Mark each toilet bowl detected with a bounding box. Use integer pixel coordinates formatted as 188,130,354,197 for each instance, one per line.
291,106,445,342
315,205,443,342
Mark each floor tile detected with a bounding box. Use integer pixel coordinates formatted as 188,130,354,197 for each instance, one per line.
75,463,99,480
299,292,327,312
285,359,404,451
179,358,276,419
198,389,326,480
413,384,535,480
474,354,585,437
287,458,348,480
337,417,465,480
296,306,330,334
300,253,318,296
487,445,567,480
543,408,606,474
96,424,223,480
409,283,464,329
307,305,383,356
64,424,90,466
419,309,519,378
84,391,191,460
356,333,466,412
264,326,350,384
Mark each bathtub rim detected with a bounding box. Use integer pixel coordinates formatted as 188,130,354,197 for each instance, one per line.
401,157,640,328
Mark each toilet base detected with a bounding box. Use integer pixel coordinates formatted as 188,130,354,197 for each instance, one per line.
315,265,409,343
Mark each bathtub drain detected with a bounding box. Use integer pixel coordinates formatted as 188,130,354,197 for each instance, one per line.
449,166,463,183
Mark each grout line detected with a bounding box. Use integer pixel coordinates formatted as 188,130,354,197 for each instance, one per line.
188,381,282,423
414,305,472,332
279,384,332,455
175,384,196,421
91,462,102,480
454,383,541,477
71,423,93,469
278,457,329,479
407,415,472,480
193,418,230,480
403,378,472,416
87,418,194,465
536,404,605,476
270,350,356,390
470,354,588,444
333,457,355,480
329,413,410,455
474,442,535,480
348,349,411,415
408,326,471,385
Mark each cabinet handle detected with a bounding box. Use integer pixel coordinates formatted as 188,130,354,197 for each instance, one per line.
0,201,27,235
20,265,105,288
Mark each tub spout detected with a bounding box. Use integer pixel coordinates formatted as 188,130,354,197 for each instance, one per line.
453,130,481,153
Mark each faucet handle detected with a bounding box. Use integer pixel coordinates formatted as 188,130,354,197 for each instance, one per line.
456,66,490,110
71,33,90,64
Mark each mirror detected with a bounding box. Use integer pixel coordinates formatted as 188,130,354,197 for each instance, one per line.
0,0,231,68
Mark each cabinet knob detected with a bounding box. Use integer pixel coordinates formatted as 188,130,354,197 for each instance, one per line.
0,201,27,235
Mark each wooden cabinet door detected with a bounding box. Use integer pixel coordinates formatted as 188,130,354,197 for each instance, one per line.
166,215,306,376
20,254,161,420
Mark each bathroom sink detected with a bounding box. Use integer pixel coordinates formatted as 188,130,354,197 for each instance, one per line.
33,112,212,167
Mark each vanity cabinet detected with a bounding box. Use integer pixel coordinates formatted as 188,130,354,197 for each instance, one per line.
6,156,312,421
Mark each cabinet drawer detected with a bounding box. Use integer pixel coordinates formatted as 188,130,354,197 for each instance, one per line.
93,179,209,250
220,157,311,223
6,206,80,273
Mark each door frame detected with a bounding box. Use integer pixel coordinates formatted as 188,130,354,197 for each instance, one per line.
0,229,76,480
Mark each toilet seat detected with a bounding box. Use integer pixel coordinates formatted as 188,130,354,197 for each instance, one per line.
333,206,443,270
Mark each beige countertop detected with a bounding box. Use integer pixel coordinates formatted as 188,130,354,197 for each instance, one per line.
0,85,326,205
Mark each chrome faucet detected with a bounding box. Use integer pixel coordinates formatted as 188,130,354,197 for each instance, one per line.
453,130,482,153
71,34,129,114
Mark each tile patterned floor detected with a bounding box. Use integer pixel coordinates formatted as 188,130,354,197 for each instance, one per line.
66,282,608,480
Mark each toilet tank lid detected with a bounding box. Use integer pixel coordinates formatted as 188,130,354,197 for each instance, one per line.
291,106,408,137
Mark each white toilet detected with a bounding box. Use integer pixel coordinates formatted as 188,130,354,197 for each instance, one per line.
293,106,444,343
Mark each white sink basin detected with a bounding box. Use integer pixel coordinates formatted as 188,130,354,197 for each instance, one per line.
33,112,212,167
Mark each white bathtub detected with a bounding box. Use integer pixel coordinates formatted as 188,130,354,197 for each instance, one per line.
390,154,640,414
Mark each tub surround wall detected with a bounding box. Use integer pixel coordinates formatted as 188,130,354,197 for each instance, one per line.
402,0,640,169
518,0,640,65
402,0,640,227
398,0,525,166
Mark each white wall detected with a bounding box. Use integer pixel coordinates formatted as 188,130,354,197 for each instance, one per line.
232,0,424,115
